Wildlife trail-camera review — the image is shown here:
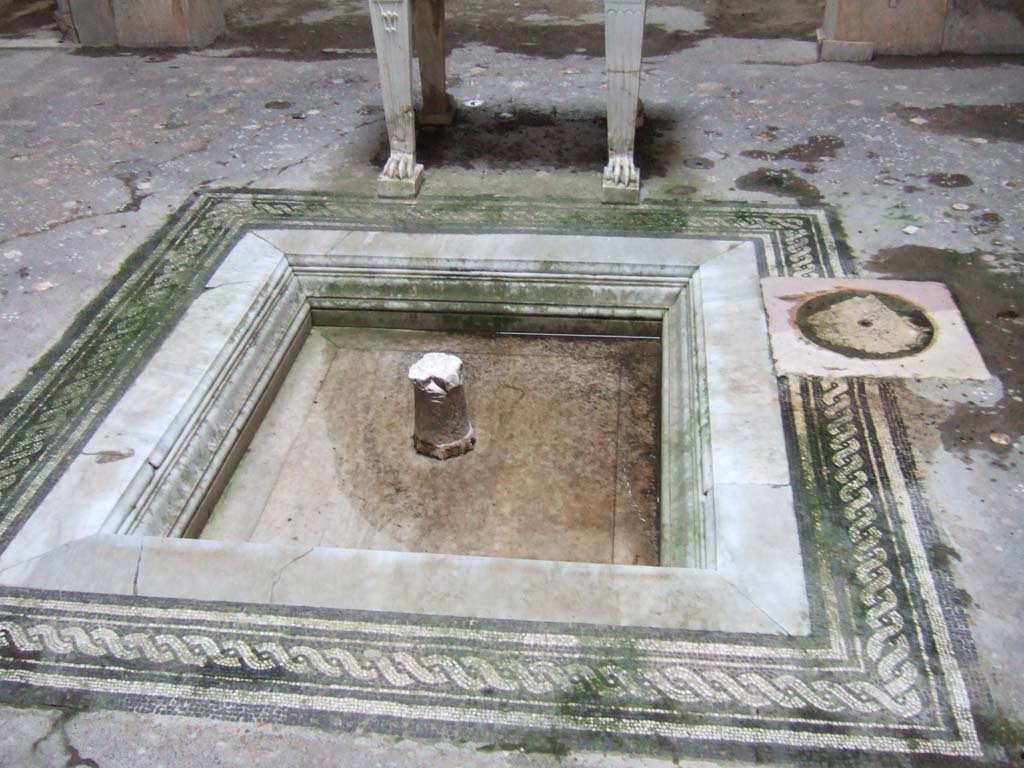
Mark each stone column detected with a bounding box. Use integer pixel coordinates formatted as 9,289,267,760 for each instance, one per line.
413,0,456,126
408,353,475,460
603,0,647,204
368,0,424,198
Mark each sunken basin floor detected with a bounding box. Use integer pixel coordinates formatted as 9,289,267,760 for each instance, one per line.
201,326,661,565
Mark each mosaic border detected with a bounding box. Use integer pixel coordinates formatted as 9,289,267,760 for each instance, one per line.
0,192,989,763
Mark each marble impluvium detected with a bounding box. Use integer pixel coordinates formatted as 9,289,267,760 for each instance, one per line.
0,193,987,762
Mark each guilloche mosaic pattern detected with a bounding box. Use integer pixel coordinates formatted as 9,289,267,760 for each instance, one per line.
0,192,987,763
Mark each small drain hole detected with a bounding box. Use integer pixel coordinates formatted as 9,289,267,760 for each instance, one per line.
858,319,873,328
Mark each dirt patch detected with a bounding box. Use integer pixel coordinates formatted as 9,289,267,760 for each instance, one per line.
969,211,1003,235
490,110,558,134
371,107,678,177
890,103,1024,144
741,135,845,163
928,172,974,188
683,156,714,169
734,167,822,205
870,246,1024,458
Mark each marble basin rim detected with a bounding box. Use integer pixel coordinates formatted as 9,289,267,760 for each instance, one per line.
0,228,807,635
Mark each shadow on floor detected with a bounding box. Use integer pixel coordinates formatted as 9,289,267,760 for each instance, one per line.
369,104,683,178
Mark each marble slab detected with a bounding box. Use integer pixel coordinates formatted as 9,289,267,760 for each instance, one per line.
762,277,991,379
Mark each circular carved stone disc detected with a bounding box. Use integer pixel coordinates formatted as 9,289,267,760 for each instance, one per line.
795,290,936,360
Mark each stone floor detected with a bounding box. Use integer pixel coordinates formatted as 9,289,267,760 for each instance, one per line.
203,327,661,565
0,0,1022,765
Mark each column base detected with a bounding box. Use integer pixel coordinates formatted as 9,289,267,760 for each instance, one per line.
414,431,476,461
602,178,641,205
419,94,457,127
377,165,425,198
817,28,874,61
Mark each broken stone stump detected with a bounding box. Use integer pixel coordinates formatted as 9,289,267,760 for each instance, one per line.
56,0,225,48
408,353,475,460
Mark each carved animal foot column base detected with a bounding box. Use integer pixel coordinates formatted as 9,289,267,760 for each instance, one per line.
603,0,647,205
378,168,425,197
603,154,640,204
378,153,425,198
